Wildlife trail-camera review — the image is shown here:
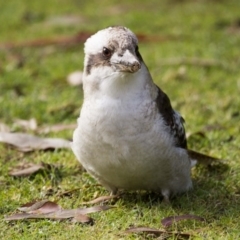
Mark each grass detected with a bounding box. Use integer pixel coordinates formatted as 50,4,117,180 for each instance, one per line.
0,0,240,239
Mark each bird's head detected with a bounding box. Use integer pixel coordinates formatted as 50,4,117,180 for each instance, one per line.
83,26,142,77
81,26,153,99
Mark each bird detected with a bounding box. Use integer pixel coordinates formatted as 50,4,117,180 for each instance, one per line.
72,26,217,202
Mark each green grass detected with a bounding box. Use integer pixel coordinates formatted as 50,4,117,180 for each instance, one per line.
1,0,240,239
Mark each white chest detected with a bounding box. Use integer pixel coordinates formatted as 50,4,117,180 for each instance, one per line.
72,94,177,185
72,68,191,194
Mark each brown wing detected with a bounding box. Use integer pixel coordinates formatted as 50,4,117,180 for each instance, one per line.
155,86,187,149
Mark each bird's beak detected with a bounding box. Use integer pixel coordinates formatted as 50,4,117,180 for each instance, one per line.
111,50,141,73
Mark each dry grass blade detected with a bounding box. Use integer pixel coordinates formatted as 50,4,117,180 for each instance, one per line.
18,200,61,214
18,200,50,212
5,213,35,221
5,204,112,221
161,214,205,227
75,205,113,215
81,195,119,204
0,132,71,151
125,227,192,239
9,163,45,177
125,227,167,235
71,214,93,224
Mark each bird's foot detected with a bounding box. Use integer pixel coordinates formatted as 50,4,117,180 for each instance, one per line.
161,189,171,204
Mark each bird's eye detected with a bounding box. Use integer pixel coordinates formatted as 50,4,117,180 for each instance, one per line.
102,47,111,57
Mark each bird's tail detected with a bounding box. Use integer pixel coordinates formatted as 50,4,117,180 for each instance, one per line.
187,149,221,167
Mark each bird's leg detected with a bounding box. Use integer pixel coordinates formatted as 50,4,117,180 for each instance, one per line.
96,178,118,196
110,188,118,196
161,189,170,204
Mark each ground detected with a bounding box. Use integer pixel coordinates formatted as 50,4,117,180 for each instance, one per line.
0,0,240,239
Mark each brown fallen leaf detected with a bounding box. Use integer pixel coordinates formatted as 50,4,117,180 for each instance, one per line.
9,163,45,177
5,206,112,221
71,214,93,224
81,195,119,204
161,214,205,227
18,200,61,214
0,132,71,152
5,201,112,221
125,227,192,239
125,227,166,236
75,205,113,215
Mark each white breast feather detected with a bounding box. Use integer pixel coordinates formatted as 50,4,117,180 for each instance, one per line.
72,65,192,195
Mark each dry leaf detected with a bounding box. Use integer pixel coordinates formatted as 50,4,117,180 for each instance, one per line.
5,200,112,222
5,213,36,221
125,227,167,236
67,71,83,86
18,200,50,212
5,207,112,221
75,205,113,215
0,132,71,152
82,195,119,204
125,227,191,239
9,163,45,177
18,200,61,214
9,162,59,177
161,214,205,227
71,214,93,224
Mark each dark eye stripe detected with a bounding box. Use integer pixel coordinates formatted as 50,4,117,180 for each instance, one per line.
86,53,112,75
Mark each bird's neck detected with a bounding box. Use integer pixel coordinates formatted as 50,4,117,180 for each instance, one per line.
83,63,156,101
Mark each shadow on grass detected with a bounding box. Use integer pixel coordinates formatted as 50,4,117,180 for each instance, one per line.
110,161,238,221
